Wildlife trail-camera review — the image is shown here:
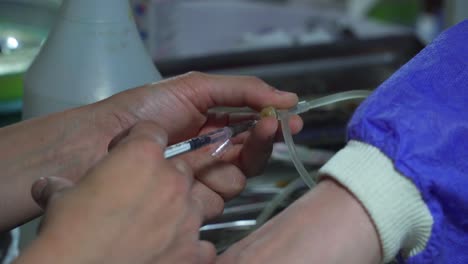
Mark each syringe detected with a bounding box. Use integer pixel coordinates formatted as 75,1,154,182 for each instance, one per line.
164,120,257,159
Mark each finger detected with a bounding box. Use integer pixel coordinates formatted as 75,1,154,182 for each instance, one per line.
180,147,217,173
195,162,246,201
181,147,247,201
238,117,277,177
171,158,195,188
172,72,299,112
200,113,303,146
191,182,225,220
115,121,169,168
198,241,216,264
223,116,303,172
213,115,303,145
109,121,169,152
31,177,74,210
275,114,304,141
89,121,171,191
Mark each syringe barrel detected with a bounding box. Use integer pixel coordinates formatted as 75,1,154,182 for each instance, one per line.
194,127,232,149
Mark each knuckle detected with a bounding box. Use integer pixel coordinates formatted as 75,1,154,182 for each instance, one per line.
245,75,262,83
153,165,193,205
126,137,163,162
180,71,211,91
212,195,225,218
214,195,225,213
205,192,225,219
184,71,205,80
177,71,207,88
227,173,247,199
132,121,157,133
215,166,247,200
245,76,269,87
172,71,212,99
166,172,192,198
176,173,192,193
245,76,276,93
172,159,193,178
158,184,189,214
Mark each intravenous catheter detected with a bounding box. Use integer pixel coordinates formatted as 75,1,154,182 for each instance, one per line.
165,90,371,189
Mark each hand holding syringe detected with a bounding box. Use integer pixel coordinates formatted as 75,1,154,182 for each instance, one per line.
164,90,371,160
164,120,257,159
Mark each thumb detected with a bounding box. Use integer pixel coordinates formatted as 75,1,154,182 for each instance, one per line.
198,241,216,264
31,177,75,210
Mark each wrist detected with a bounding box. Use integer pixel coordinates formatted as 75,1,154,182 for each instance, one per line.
301,179,382,264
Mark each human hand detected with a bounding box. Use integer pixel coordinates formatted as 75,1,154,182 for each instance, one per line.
16,122,215,264
0,72,301,230
217,179,382,264
93,72,302,219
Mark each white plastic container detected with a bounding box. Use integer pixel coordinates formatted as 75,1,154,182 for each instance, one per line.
23,0,162,118
145,0,318,59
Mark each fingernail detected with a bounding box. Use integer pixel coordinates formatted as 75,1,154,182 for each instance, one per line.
32,177,48,204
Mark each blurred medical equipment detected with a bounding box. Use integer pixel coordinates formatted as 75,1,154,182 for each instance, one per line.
201,90,371,252
18,0,163,252
0,0,59,111
277,90,371,187
22,0,162,119
136,0,409,60
444,0,468,27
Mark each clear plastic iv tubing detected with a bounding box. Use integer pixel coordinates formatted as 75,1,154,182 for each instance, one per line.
278,90,372,188
287,90,372,115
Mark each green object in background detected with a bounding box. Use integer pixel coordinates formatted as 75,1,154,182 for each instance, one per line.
0,1,60,108
368,0,422,26
0,72,23,101
0,22,45,104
